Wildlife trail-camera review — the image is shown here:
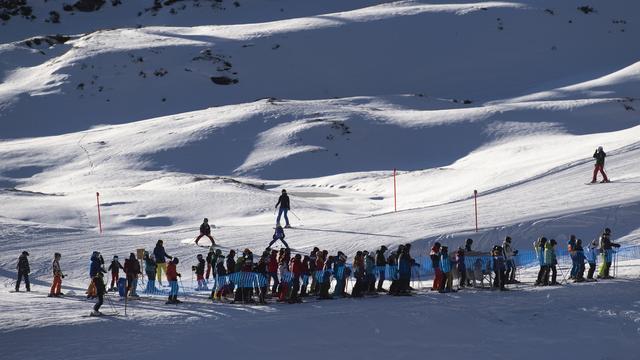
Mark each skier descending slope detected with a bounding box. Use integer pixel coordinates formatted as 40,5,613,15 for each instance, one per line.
269,223,290,249
591,146,610,183
275,189,291,228
195,218,215,246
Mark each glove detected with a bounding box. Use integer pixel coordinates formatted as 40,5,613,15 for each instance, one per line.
513,250,519,255
62,275,66,279
177,273,182,278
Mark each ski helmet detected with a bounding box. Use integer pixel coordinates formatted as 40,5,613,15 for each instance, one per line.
604,228,611,234
22,251,29,256
598,146,603,151
204,218,208,222
173,257,179,264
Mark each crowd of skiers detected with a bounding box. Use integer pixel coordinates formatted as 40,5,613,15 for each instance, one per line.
11,224,624,315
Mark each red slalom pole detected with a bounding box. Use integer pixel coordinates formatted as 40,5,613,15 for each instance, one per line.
96,192,103,234
393,168,397,212
473,189,478,232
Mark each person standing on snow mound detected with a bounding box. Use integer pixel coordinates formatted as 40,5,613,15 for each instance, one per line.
592,146,610,183
275,189,291,228
195,218,215,246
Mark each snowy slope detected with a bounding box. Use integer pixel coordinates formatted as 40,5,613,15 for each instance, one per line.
1,1,640,359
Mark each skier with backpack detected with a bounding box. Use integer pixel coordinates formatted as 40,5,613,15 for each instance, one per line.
49,252,64,297
91,272,107,316
107,255,124,292
275,189,292,228
591,146,610,183
87,251,106,298
15,251,31,292
195,218,215,246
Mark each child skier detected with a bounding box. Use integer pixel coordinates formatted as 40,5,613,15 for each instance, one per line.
144,252,157,293
288,254,303,303
375,245,388,292
212,253,227,300
49,252,64,297
193,254,207,290
585,240,599,280
534,237,548,286
107,255,124,291
439,246,453,293
124,253,141,297
492,245,507,291
166,257,182,304
15,251,31,292
205,246,216,280
430,242,442,291
455,247,467,288
597,228,620,279
544,239,558,286
269,223,289,249
574,239,586,282
195,218,215,246
91,271,107,316
267,249,279,296
351,251,365,297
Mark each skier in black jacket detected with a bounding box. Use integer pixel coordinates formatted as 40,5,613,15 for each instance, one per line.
15,251,31,292
275,189,291,228
195,218,215,246
375,245,388,292
592,146,610,183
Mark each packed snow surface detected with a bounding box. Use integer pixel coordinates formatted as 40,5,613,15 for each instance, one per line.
0,0,639,359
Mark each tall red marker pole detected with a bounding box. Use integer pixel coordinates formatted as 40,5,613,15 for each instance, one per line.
393,168,397,212
96,192,103,234
474,189,478,232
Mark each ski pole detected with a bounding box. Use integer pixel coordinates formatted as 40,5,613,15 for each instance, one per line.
289,210,301,221
179,278,187,300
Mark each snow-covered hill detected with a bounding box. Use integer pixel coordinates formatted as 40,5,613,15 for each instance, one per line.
1,1,639,359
